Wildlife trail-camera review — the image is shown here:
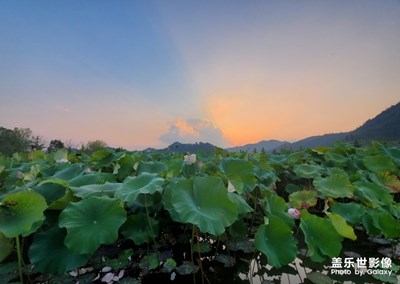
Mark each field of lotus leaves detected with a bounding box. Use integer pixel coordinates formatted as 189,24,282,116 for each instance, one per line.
0,142,399,283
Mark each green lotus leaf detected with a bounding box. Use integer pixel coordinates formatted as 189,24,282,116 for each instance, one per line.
227,219,248,240
313,174,355,198
23,164,41,181
293,164,323,179
162,258,177,273
363,154,396,173
324,152,348,165
136,161,167,175
354,179,393,208
0,232,13,263
289,190,318,209
139,253,159,271
59,196,127,254
268,154,287,165
47,189,78,210
255,215,297,268
115,155,136,180
0,191,47,237
166,176,238,236
220,158,256,193
162,179,185,223
71,182,122,198
116,173,164,203
38,178,69,188
89,149,117,169
33,182,67,205
361,213,381,236
120,214,159,245
368,208,400,239
28,226,89,273
264,193,294,227
50,163,85,180
54,148,68,163
300,210,342,262
330,202,366,225
326,212,357,240
227,192,253,215
68,172,115,187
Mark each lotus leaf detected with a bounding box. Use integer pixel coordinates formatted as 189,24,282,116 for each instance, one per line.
54,148,68,163
227,192,253,215
326,212,357,240
71,182,122,198
254,215,297,268
313,174,355,198
165,176,238,236
0,232,13,263
367,208,400,239
363,154,396,173
289,190,318,209
136,161,167,175
264,193,294,227
0,191,47,237
324,152,348,166
330,202,366,225
59,196,127,254
120,214,158,245
116,173,164,203
375,172,400,193
220,158,256,193
354,179,393,208
28,226,89,273
49,163,85,180
33,182,67,205
68,172,115,187
300,210,342,262
293,164,324,179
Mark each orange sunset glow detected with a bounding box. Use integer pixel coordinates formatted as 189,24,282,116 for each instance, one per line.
1,1,399,149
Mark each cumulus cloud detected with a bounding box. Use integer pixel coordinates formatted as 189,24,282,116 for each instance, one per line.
160,118,229,147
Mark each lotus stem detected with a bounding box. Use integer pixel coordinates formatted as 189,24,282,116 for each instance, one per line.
191,225,196,284
144,194,155,239
15,236,24,283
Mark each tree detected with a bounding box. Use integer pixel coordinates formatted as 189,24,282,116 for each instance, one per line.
0,127,33,156
30,136,46,151
47,139,65,153
85,140,108,153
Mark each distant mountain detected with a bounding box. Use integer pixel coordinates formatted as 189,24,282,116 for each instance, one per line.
144,141,221,153
349,102,400,142
143,102,400,154
281,101,400,150
227,139,288,153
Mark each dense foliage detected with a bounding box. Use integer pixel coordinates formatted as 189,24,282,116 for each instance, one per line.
0,127,33,156
0,142,399,283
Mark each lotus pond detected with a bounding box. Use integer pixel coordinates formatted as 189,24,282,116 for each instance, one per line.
0,142,399,283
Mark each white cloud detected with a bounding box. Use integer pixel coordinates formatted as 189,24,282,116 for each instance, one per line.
160,118,229,147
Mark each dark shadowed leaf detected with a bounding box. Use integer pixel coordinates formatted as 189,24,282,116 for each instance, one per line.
29,226,89,273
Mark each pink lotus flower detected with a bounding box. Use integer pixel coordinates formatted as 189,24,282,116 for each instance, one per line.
288,208,301,219
184,153,196,165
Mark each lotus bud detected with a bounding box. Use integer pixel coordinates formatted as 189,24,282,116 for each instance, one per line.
288,208,301,219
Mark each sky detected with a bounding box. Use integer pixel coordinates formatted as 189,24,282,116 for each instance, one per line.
1,0,399,150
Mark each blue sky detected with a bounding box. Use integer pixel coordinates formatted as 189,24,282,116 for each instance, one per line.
1,1,399,149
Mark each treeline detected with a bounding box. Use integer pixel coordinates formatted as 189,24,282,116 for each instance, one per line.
0,126,109,156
